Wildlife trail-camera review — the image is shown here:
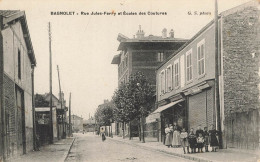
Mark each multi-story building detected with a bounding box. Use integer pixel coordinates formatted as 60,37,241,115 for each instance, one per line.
154,1,259,150
0,11,36,160
111,26,188,138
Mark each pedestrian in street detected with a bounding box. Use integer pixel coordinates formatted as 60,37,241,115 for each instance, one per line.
100,127,106,142
180,128,190,154
188,128,197,153
165,124,172,148
209,124,219,152
195,125,204,152
204,127,209,152
172,122,181,148
196,133,204,153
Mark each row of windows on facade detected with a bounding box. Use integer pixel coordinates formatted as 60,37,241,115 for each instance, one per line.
159,40,205,95
119,52,165,76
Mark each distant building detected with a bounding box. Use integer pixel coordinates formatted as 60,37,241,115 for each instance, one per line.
111,26,188,138
35,92,68,141
154,1,260,150
71,115,83,133
83,117,95,132
0,10,36,160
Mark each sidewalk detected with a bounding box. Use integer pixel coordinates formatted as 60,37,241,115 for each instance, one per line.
13,137,75,162
108,136,260,162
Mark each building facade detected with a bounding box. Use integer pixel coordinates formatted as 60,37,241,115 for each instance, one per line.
111,26,188,138
0,11,36,160
154,1,260,150
71,115,83,133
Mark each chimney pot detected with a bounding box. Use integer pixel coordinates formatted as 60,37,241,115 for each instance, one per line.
169,29,174,38
162,28,167,38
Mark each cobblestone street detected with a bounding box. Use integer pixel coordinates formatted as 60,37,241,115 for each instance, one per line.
66,133,191,162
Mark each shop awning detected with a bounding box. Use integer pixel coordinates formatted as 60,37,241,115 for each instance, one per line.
153,99,184,114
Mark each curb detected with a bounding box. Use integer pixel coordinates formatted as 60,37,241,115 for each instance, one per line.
108,137,212,162
63,137,76,162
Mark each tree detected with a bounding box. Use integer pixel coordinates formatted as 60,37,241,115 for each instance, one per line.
94,102,114,135
35,93,49,107
112,71,154,142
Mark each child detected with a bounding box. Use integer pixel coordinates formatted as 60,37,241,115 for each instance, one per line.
204,127,209,152
188,128,197,153
197,133,204,153
180,128,190,154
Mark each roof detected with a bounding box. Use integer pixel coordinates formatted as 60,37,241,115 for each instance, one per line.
111,54,121,64
0,10,36,66
83,118,95,124
117,34,188,51
44,93,59,101
0,10,20,18
156,0,258,70
72,114,83,119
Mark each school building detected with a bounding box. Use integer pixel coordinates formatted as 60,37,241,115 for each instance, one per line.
150,1,260,150
111,26,187,138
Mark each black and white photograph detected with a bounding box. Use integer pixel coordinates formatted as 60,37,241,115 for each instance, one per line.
0,0,259,161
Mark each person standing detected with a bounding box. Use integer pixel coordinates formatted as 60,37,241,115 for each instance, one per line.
209,124,219,152
172,122,181,147
180,128,190,154
188,128,197,153
100,127,106,142
204,127,209,152
165,124,172,148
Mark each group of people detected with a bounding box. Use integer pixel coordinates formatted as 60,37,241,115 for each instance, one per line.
165,123,219,154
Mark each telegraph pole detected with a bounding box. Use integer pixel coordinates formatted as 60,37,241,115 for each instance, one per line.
214,0,222,148
69,93,72,137
49,22,53,144
0,15,6,161
57,65,65,139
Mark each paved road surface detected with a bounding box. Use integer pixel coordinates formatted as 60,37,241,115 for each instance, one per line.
66,133,191,162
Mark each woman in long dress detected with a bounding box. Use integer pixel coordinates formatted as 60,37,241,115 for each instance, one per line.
172,122,181,147
180,128,189,154
164,124,172,147
209,124,219,152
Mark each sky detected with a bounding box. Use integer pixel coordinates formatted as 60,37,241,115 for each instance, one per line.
0,0,251,119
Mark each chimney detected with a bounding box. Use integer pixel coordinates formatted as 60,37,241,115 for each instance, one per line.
136,25,145,39
162,28,167,38
169,29,174,38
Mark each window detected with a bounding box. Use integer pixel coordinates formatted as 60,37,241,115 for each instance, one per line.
18,49,21,79
160,70,166,94
186,49,192,82
166,65,172,91
197,39,205,76
157,52,164,62
174,60,180,87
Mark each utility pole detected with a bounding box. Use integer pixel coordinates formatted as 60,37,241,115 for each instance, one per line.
214,0,222,148
57,65,65,139
69,93,72,137
31,65,37,151
0,15,6,161
49,22,53,144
